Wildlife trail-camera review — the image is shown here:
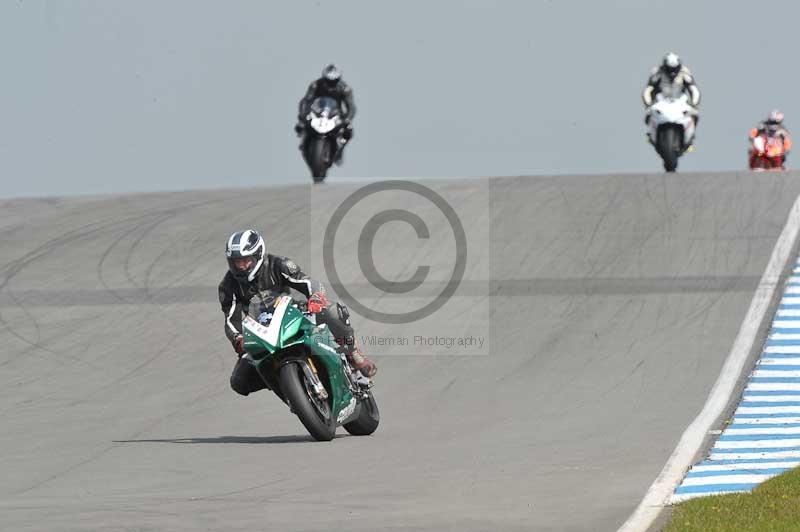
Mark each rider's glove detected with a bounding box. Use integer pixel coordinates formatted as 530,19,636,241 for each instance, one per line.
233,334,244,355
307,291,328,314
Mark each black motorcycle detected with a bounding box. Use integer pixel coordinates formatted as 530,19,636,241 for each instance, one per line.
299,96,347,183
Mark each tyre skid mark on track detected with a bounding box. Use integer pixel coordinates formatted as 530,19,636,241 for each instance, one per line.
96,197,228,303
123,215,171,292
137,196,290,304
0,217,137,365
138,199,236,302
129,196,275,382
2,228,155,368
97,213,175,303
618,193,800,532
185,476,293,501
584,180,625,276
11,377,226,497
63,333,182,408
121,198,228,298
0,275,766,309
1,200,224,378
3,288,46,356
67,197,244,405
42,196,266,414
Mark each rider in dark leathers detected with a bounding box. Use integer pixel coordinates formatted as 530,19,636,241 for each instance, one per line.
218,229,377,397
295,63,356,165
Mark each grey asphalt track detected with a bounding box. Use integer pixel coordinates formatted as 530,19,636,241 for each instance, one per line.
2,172,800,532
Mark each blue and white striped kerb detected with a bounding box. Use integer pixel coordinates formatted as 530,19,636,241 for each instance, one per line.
671,259,800,503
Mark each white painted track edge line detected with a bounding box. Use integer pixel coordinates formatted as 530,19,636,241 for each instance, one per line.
617,194,800,532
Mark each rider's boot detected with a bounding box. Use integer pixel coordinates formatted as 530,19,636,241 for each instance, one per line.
687,115,699,151
334,125,353,166
334,139,347,166
342,342,377,380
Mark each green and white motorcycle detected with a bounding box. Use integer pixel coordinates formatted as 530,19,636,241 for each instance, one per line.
240,290,379,441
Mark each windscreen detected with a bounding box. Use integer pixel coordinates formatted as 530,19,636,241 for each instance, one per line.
247,290,287,325
310,96,340,116
658,83,684,100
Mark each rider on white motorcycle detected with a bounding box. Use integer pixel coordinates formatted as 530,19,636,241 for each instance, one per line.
642,52,701,144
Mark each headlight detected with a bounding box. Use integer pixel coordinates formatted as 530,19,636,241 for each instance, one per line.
310,115,339,134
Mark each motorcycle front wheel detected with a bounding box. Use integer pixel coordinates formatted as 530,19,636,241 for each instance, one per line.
658,128,680,173
750,156,768,170
279,362,336,441
308,137,331,183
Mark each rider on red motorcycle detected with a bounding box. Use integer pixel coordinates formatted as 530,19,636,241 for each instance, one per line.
749,110,792,169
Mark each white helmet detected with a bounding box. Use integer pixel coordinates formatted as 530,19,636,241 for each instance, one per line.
767,109,785,126
662,52,681,78
225,229,265,283
322,63,341,84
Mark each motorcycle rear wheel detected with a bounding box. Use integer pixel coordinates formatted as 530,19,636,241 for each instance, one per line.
279,362,336,441
343,394,380,436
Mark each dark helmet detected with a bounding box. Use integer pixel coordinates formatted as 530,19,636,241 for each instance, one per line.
225,229,265,283
661,52,681,80
321,63,342,86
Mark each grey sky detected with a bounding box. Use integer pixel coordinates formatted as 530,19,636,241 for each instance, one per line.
2,0,799,198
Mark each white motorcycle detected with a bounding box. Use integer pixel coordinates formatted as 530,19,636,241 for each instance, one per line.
645,92,697,172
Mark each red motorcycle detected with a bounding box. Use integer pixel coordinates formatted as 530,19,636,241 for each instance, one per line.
749,129,790,170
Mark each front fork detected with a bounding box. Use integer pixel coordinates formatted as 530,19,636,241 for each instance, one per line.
301,357,328,400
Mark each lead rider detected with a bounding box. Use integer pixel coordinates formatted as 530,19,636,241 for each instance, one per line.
642,52,701,146
295,63,356,166
218,229,377,397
